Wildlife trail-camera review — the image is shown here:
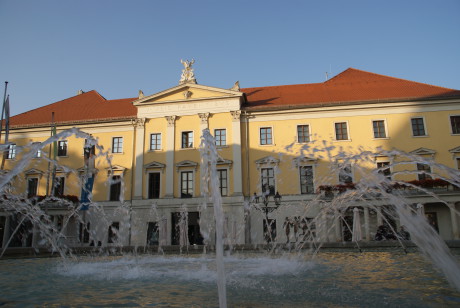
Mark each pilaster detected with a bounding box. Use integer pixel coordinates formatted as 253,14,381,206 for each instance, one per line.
230,110,243,196
132,118,146,199
449,202,460,240
165,116,176,198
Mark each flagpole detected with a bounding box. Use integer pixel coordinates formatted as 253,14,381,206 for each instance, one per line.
0,81,8,143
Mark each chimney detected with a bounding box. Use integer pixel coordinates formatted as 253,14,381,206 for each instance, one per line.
77,89,84,95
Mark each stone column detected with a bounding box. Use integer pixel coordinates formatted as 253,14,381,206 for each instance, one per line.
230,110,243,196
133,118,146,199
364,207,370,241
165,116,176,198
449,202,460,240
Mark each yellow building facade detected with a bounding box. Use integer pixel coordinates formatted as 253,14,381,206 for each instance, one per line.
1,64,460,249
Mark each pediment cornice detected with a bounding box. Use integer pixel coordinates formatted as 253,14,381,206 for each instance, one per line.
133,83,243,106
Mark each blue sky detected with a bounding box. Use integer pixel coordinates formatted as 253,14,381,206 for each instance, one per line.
1,0,459,116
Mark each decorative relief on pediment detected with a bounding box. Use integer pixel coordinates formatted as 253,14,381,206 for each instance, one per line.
183,90,192,99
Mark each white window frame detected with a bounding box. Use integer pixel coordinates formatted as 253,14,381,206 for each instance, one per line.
259,126,274,146
6,143,16,159
53,175,66,196
181,131,194,149
337,162,354,184
298,165,315,194
214,128,227,147
296,124,311,144
410,116,428,137
260,167,276,195
333,121,351,141
107,174,123,201
150,133,162,151
32,142,42,158
112,137,123,154
179,169,195,198
27,176,40,197
217,167,229,196
449,114,460,135
57,140,68,157
146,171,161,199
376,161,392,180
371,119,389,139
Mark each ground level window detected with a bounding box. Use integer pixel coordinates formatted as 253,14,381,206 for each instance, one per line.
300,166,314,194
146,222,159,245
377,162,391,179
27,178,38,198
108,222,119,243
79,222,90,243
417,163,432,180
338,164,353,184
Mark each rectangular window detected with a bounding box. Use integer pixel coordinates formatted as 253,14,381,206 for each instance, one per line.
297,125,310,143
261,168,275,195
377,162,391,179
260,127,273,145
27,178,38,198
335,122,348,140
411,118,426,136
53,176,65,196
181,171,193,198
300,166,314,194
109,175,122,201
214,129,226,147
79,222,90,243
112,137,123,153
417,163,432,181
6,144,16,159
181,131,193,148
150,133,161,150
339,164,353,184
108,222,119,244
148,173,160,199
450,116,460,134
372,120,387,138
146,222,159,245
57,140,67,156
217,169,228,196
32,142,41,158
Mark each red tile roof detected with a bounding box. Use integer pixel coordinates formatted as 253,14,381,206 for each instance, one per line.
241,68,460,110
8,68,460,128
10,90,137,128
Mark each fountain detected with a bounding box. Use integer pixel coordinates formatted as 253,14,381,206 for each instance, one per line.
1,128,460,307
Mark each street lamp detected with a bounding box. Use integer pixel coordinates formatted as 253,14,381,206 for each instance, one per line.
252,191,282,245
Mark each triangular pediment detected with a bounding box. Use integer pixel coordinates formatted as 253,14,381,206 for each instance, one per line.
24,168,44,177
449,146,460,153
106,165,127,175
255,156,280,166
293,156,317,167
144,161,166,170
133,83,243,106
410,147,436,156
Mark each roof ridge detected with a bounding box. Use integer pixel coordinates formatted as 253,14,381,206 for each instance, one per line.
327,67,458,91
241,82,323,91
11,90,104,118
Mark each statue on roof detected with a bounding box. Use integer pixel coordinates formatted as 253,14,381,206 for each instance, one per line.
179,59,197,84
